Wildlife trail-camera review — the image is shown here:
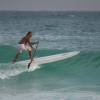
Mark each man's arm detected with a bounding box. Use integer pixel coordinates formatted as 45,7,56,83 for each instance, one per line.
31,41,39,45
27,40,33,49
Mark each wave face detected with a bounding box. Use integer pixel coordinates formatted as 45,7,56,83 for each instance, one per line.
0,46,100,81
0,11,100,100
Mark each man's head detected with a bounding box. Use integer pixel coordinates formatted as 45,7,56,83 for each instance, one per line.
26,31,32,37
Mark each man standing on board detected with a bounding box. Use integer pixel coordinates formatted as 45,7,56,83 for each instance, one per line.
12,31,37,68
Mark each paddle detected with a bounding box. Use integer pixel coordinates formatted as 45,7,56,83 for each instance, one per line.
28,40,39,68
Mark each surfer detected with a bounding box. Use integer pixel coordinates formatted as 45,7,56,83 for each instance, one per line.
12,31,37,68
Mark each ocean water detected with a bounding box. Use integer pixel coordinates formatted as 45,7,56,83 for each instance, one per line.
0,11,100,100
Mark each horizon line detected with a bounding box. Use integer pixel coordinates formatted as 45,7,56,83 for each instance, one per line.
0,10,100,12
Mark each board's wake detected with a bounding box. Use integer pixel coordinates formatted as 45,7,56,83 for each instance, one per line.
0,63,40,79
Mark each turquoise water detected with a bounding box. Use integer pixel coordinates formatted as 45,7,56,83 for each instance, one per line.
0,11,100,100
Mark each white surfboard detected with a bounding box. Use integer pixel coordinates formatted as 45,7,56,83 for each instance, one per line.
34,51,80,64
15,51,80,71
18,51,80,65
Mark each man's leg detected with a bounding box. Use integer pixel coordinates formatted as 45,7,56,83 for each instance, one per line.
28,51,33,61
12,52,20,63
28,50,33,68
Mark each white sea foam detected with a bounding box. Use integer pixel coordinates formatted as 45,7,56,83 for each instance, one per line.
0,62,40,79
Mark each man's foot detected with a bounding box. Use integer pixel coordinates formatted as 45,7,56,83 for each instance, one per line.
12,59,16,64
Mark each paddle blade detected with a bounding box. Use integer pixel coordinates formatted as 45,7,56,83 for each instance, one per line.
28,62,31,69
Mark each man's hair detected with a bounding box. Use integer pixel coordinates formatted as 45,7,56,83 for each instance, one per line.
26,31,32,36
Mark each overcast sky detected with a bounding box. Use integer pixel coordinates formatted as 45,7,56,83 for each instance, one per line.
0,0,100,11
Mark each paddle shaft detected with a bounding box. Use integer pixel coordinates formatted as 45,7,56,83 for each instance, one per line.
32,41,39,60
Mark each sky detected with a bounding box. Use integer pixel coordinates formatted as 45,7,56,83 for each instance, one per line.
0,0,100,11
